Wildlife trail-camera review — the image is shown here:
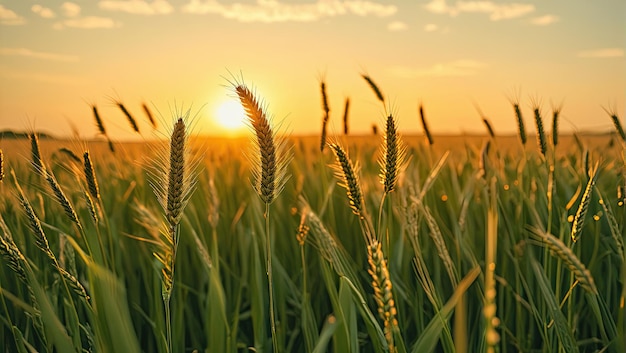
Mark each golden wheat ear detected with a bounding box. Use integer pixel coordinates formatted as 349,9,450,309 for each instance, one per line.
319,80,330,152
148,112,198,230
234,82,290,204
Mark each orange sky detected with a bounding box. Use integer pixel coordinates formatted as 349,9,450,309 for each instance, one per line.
0,1,624,140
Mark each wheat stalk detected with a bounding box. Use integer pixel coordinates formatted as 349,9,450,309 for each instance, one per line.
13,171,89,300
419,103,434,145
235,81,291,353
367,240,398,352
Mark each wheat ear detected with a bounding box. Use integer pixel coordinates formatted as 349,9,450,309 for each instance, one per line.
0,214,28,284
531,98,547,156
143,102,157,129
329,142,365,216
571,164,598,243
380,114,406,194
532,228,597,294
603,107,626,142
29,133,45,176
368,240,398,351
13,171,89,299
83,152,100,201
343,97,350,135
235,84,289,204
58,148,81,163
320,80,330,152
551,103,562,147
419,103,434,145
361,74,385,104
508,94,527,145
114,99,140,133
0,149,3,182
44,170,81,226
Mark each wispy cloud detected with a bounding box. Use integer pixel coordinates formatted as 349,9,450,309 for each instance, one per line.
424,0,534,21
0,69,86,85
424,23,438,32
62,2,81,18
388,20,407,31
182,0,397,23
389,59,487,78
577,48,624,58
55,16,121,29
99,0,174,15
530,14,558,26
0,47,79,62
32,5,57,19
0,5,26,25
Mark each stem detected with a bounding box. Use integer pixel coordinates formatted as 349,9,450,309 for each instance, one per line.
377,192,387,247
265,203,278,353
165,296,172,353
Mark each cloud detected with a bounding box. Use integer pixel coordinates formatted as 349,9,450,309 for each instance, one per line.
32,5,57,18
389,59,487,78
424,23,438,32
62,2,81,17
182,0,397,23
530,14,558,26
0,47,79,62
387,20,407,31
424,0,534,21
0,5,26,25
55,16,121,29
99,0,174,15
577,48,624,58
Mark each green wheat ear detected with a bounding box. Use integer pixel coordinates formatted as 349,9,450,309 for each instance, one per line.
329,142,365,216
379,114,407,194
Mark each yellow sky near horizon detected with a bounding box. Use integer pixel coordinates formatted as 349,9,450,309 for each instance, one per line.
0,0,624,140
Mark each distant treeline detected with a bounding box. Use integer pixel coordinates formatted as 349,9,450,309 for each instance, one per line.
0,130,55,140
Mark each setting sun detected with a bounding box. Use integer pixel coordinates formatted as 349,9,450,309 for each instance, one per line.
215,100,247,131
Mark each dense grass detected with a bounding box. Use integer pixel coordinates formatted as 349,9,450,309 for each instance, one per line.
0,128,624,352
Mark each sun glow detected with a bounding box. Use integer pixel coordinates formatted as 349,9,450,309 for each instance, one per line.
215,100,247,131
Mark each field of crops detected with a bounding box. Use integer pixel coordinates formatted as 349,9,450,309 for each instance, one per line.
0,86,625,353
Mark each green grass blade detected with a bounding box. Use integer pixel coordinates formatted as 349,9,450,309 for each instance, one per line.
530,259,579,353
411,266,480,353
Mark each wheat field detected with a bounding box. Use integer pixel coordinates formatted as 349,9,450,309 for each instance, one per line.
0,86,624,353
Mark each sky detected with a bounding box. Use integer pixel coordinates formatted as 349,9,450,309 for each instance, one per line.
0,0,624,140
